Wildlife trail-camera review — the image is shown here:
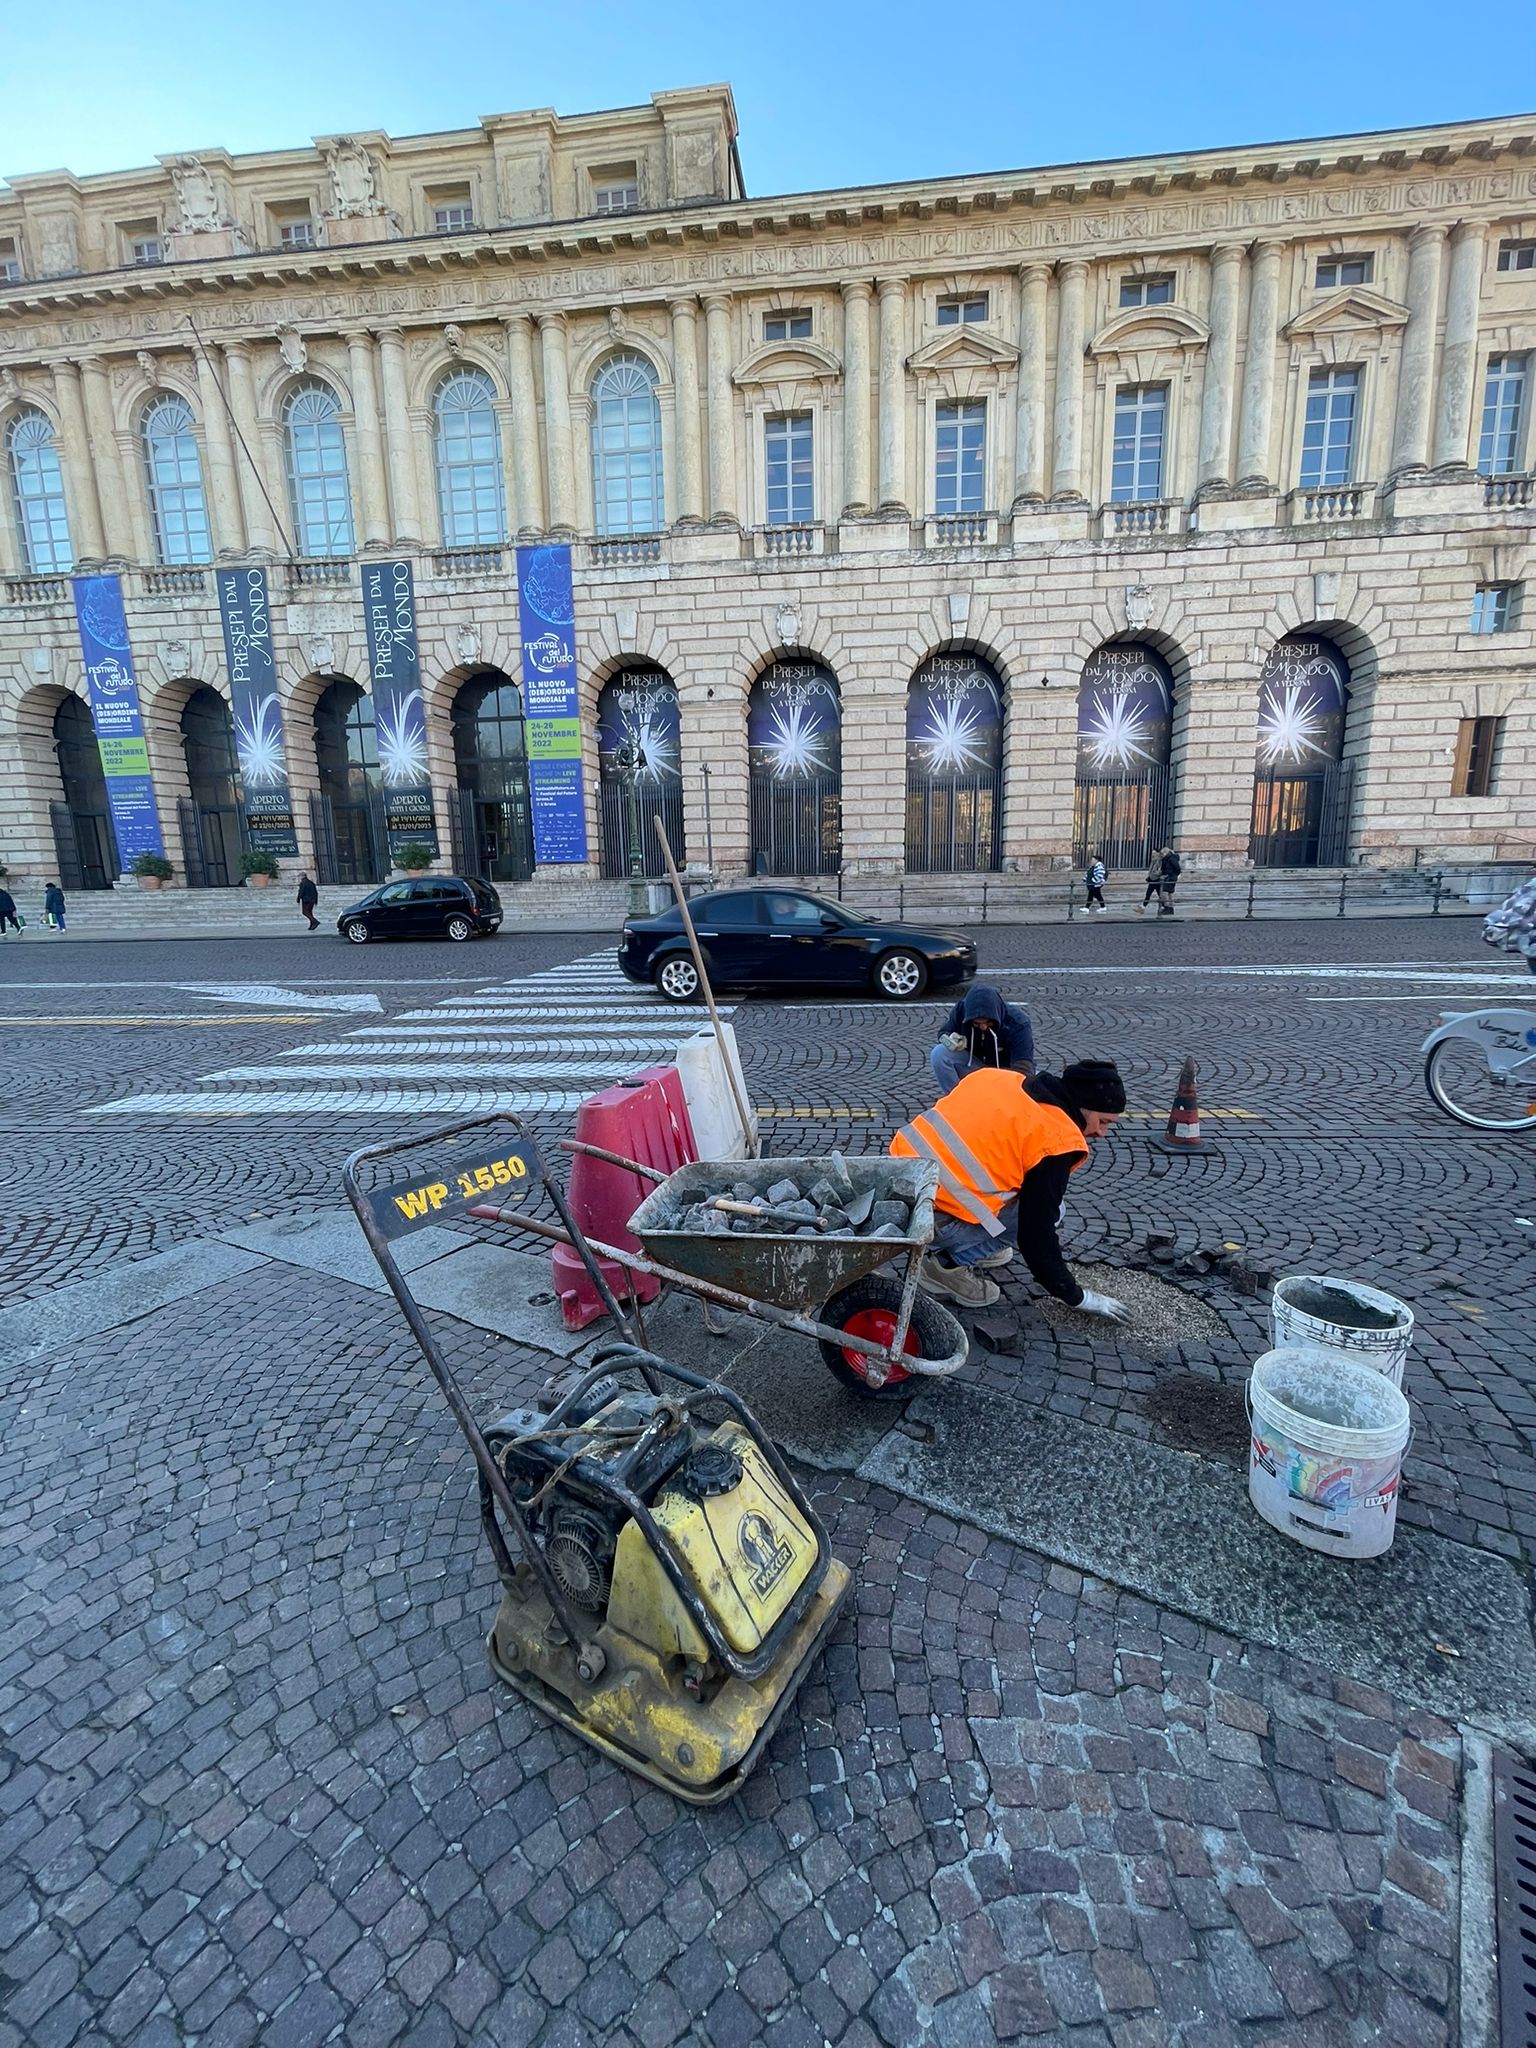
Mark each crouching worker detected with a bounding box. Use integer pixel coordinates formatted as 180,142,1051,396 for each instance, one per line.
892,1060,1131,1320
930,982,1034,1096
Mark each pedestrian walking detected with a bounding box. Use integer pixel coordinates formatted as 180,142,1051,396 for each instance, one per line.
892,1058,1132,1317
43,881,66,932
1156,846,1182,917
0,884,20,937
929,982,1034,1096
1137,849,1163,913
1084,851,1107,914
296,872,320,931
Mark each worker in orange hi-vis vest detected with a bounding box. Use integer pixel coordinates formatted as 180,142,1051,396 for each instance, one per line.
891,1060,1132,1318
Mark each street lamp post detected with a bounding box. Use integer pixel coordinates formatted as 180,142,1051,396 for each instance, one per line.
619,741,647,918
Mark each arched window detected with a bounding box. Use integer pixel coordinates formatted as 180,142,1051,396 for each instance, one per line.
1073,643,1175,869
451,672,535,883
141,395,211,565
591,352,664,535
283,381,354,558
905,652,1005,873
747,661,842,875
7,408,73,574
1250,636,1353,868
433,369,505,546
597,667,685,878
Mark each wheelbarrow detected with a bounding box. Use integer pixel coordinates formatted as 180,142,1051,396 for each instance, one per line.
471,1145,970,1396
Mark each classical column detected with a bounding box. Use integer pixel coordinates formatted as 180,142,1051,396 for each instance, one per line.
1434,222,1487,471
192,344,244,556
504,314,544,535
1389,224,1446,476
1236,241,1283,487
841,280,873,517
344,333,390,549
537,313,577,535
1012,263,1051,506
78,356,135,560
223,343,277,554
701,294,737,525
50,361,106,562
1197,245,1245,491
669,297,704,526
374,327,421,543
1050,260,1088,500
876,278,908,513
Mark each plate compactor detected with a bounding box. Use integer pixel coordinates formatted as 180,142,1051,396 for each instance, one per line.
344,1114,851,1805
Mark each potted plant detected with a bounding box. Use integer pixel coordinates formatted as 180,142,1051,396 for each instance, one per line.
240,849,280,890
395,842,435,873
131,851,175,890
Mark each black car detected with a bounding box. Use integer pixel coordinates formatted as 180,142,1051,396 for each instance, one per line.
337,875,502,943
618,886,976,1002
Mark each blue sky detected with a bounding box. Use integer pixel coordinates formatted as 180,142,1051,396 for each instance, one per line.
4,0,1531,192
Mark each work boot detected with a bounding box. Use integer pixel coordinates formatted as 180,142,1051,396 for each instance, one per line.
918,1254,1001,1308
973,1243,1015,1269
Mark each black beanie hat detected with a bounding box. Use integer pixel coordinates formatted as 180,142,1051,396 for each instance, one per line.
1060,1059,1127,1115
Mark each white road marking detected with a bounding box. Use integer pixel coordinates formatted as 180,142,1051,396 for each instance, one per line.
1305,993,1529,1003
180,983,385,1012
89,1090,593,1116
204,1061,648,1083
975,965,1521,983
285,1038,693,1058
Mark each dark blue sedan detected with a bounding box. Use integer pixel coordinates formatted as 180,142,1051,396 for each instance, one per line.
617,886,977,1002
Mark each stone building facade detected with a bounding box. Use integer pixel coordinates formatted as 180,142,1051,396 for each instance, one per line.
2,86,1534,894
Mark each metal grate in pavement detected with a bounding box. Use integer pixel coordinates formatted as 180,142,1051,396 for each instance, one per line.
1495,1746,1536,2045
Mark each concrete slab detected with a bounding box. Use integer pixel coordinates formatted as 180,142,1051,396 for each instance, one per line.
408,1242,590,1357
859,1383,1536,1732
0,1240,268,1368
219,1208,468,1292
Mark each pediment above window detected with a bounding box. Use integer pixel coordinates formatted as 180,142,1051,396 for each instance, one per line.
733,339,843,386
906,327,1019,374
1282,288,1409,339
1088,305,1209,359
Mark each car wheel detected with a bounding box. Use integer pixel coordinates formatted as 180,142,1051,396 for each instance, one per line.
874,949,928,1000
655,955,701,1002
446,915,475,942
343,919,370,945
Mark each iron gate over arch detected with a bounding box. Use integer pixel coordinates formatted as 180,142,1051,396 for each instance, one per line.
596,667,686,878
1249,635,1353,867
747,660,841,876
1072,642,1174,869
180,686,247,889
312,678,388,889
450,670,536,885
905,651,1004,873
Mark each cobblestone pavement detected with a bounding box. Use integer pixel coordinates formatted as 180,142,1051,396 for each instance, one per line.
0,916,1526,2044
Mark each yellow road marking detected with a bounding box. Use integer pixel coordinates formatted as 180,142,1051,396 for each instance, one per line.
759,1107,883,1119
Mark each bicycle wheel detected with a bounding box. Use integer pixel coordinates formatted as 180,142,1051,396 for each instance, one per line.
1425,1038,1536,1131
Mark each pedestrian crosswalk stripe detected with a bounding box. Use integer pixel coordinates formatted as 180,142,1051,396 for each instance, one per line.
204,1061,648,1083
89,1089,595,1116
286,1038,693,1058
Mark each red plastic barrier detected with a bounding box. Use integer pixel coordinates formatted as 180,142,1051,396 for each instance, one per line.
553,1064,697,1330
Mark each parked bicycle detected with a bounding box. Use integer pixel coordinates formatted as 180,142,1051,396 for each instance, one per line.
1422,876,1536,1129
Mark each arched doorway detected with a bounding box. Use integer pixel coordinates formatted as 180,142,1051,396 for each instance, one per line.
179,688,244,888
597,668,685,878
451,672,535,884
51,695,117,890
313,678,386,887
905,652,1004,873
1250,635,1352,867
747,660,841,876
1073,643,1175,869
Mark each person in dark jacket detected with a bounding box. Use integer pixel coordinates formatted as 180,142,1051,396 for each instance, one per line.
0,886,19,936
296,873,320,930
930,981,1035,1096
1156,847,1182,916
43,882,66,932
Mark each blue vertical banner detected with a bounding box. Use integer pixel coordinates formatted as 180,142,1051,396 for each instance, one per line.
516,543,589,864
70,573,165,870
361,557,440,860
214,565,298,856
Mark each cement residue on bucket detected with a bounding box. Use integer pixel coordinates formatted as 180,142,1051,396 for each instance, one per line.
1035,1265,1231,1350
1279,1280,1402,1332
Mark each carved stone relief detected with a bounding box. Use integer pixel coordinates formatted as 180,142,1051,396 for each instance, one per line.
276,326,307,376
774,603,801,646
1123,583,1154,632
453,622,481,665
305,633,335,672
324,139,382,219
136,350,159,386
160,639,192,676
168,157,223,233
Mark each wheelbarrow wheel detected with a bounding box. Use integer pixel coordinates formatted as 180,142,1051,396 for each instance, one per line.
818,1274,950,1397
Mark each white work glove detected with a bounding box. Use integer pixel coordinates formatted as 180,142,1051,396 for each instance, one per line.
1077,1289,1131,1323
943,1032,968,1053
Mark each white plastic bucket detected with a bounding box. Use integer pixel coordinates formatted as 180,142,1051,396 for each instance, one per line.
1270,1274,1414,1390
1248,1346,1412,1559
675,1023,758,1160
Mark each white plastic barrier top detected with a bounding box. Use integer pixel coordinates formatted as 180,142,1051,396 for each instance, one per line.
675,1022,758,1160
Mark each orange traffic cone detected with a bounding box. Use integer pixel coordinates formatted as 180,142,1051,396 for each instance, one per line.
1152,1055,1215,1154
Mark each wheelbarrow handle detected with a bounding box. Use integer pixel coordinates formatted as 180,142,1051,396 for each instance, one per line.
558,1138,669,1183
